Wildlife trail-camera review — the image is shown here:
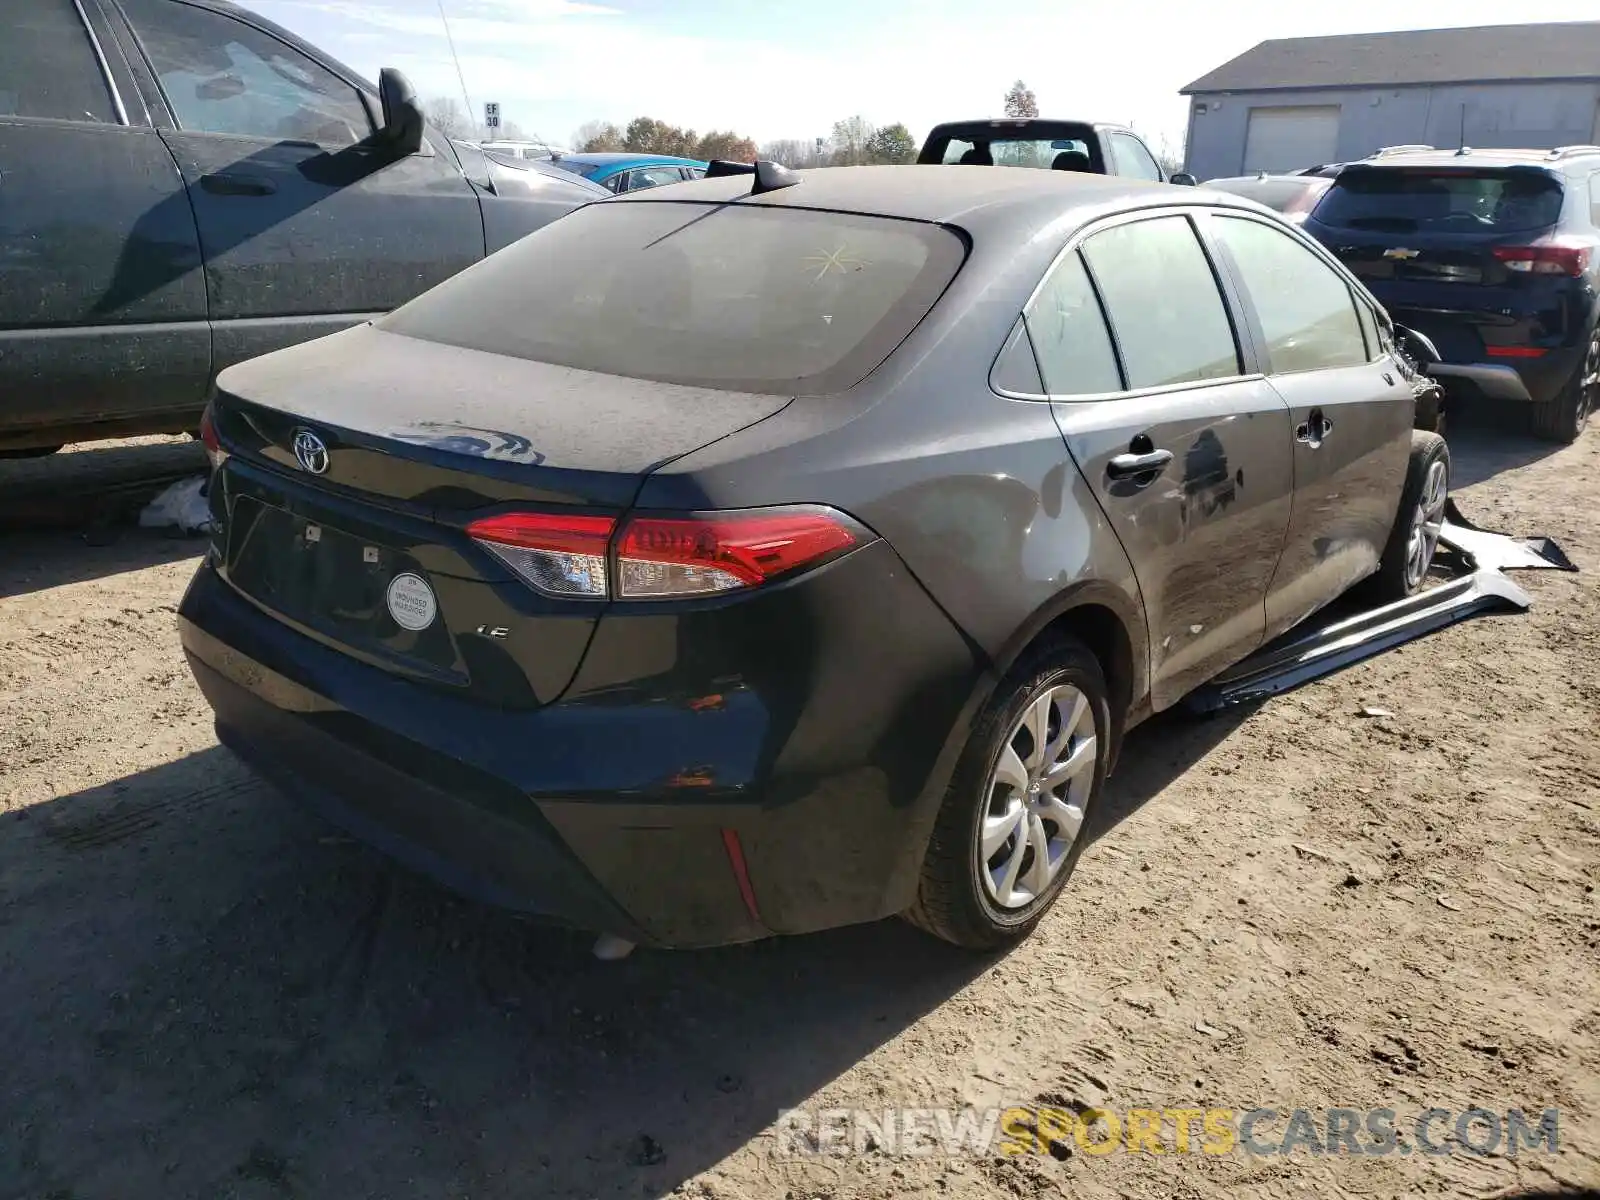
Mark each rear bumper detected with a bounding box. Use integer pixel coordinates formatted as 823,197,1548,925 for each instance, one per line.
1382,298,1591,406
178,543,985,948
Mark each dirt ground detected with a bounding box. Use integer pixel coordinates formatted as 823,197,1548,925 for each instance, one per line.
1,417,1596,1200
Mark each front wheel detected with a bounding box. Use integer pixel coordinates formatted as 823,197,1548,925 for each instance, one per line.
902,635,1110,951
1362,430,1450,604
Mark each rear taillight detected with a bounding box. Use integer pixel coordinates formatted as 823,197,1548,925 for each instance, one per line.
198,402,227,472
1493,242,1591,277
465,505,866,600
466,511,615,597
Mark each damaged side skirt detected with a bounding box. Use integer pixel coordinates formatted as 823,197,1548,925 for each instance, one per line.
1182,570,1532,715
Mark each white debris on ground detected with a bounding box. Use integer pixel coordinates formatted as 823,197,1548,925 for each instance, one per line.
138,475,213,535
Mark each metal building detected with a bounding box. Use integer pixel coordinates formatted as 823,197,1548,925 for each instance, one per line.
1181,22,1600,180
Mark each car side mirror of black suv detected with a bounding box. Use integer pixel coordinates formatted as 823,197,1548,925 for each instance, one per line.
377,67,425,156
1169,171,1198,187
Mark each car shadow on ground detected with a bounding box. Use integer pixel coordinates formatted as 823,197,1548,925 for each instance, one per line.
0,704,1253,1199
1443,404,1566,491
0,527,205,600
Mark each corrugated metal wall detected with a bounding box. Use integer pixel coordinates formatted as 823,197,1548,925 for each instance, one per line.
1184,81,1600,180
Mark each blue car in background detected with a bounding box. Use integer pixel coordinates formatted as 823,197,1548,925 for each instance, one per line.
548,152,709,194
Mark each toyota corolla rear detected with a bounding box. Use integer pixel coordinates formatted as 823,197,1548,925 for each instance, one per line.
178,194,984,949
1303,161,1599,405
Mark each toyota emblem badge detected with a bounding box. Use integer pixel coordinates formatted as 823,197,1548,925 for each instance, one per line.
292,428,330,475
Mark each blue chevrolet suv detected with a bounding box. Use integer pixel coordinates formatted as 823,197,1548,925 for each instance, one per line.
1302,146,1600,442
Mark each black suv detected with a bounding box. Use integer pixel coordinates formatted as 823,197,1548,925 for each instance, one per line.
1302,146,1600,442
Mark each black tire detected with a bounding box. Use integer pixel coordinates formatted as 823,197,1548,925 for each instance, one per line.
1529,327,1597,444
1361,430,1451,605
902,635,1111,951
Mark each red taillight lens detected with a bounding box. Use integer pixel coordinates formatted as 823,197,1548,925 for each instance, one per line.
615,508,860,598
465,506,865,600
466,511,617,598
198,403,227,471
1492,243,1591,277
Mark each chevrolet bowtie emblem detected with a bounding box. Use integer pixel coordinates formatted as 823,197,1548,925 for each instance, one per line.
1383,247,1421,260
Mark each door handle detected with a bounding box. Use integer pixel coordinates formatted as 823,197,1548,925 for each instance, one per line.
199,172,276,196
1296,410,1334,447
1106,449,1173,480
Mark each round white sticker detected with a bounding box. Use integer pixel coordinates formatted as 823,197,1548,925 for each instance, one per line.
386,572,438,632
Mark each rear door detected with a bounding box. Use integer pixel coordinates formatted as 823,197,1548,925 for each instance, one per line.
1032,211,1295,709
1207,212,1413,638
110,0,485,376
0,0,208,448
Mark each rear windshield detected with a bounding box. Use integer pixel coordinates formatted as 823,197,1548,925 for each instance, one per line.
1312,168,1564,233
379,201,966,395
937,138,1090,168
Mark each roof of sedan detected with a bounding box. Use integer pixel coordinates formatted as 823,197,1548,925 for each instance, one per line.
609,164,1243,229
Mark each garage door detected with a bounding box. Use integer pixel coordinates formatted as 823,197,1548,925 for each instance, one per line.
1242,106,1340,173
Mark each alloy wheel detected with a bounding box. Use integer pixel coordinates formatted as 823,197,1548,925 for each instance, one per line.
1404,458,1448,591
977,684,1095,911
1578,331,1598,434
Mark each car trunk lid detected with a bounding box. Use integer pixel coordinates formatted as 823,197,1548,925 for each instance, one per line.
207,324,793,707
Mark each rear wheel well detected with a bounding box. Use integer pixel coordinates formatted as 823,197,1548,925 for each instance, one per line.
1030,603,1135,765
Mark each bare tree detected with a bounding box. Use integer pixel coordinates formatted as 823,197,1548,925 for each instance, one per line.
573,119,624,152
1153,132,1185,178
830,115,874,166
1003,80,1039,119
759,138,823,168
423,96,471,139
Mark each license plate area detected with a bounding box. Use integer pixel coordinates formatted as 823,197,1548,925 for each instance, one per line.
226,497,465,682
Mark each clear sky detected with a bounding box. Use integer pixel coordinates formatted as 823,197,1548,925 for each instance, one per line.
241,0,1600,153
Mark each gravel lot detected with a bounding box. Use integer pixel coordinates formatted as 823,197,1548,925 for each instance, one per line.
1,419,1596,1199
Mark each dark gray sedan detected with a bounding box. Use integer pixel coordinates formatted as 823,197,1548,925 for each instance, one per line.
180,165,1449,952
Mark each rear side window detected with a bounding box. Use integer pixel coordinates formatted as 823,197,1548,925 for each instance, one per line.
1590,173,1600,226
1313,168,1564,234
380,202,967,396
1212,216,1367,374
122,0,372,146
0,0,117,123
1080,216,1241,389
626,167,685,191
1024,251,1121,395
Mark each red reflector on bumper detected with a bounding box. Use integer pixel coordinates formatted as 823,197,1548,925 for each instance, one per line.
721,828,762,922
1484,346,1548,359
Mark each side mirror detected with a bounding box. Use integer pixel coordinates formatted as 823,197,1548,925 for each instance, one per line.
1393,324,1441,368
1169,171,1198,187
376,67,424,156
